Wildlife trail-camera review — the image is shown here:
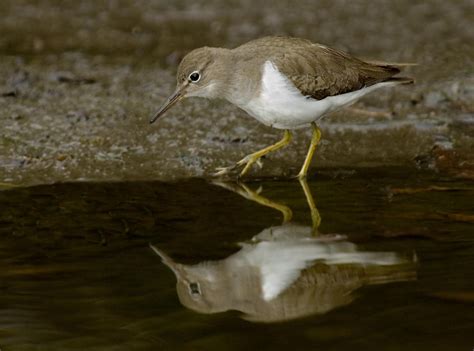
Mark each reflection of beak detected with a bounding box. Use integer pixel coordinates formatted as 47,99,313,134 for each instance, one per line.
149,85,186,124
149,243,182,276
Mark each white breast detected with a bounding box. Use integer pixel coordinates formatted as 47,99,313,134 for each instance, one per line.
240,236,403,301
241,61,396,130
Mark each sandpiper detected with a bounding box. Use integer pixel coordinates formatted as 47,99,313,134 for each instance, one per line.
150,36,413,179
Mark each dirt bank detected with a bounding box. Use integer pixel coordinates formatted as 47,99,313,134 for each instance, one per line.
1,0,473,185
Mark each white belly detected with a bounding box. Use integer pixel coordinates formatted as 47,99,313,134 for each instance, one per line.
241,61,395,130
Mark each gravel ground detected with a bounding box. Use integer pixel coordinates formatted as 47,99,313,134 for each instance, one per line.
1,0,473,185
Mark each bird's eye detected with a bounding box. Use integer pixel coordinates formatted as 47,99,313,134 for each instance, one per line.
189,282,201,296
189,71,200,82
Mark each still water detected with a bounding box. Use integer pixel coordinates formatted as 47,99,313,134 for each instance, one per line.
0,170,473,350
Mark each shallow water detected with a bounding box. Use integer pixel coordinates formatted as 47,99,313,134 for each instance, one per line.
0,169,473,350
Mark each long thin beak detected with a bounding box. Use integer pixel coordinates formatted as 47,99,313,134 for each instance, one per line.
149,243,183,276
149,86,185,124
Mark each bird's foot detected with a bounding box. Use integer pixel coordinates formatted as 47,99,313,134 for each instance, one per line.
213,165,238,177
293,172,307,180
213,155,263,178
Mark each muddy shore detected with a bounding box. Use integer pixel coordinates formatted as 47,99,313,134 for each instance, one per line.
1,0,473,185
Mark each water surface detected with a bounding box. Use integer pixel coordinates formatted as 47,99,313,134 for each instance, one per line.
0,170,473,350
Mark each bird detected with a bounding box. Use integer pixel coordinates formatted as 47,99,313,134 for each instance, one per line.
150,237,414,322
149,36,414,179
149,180,416,322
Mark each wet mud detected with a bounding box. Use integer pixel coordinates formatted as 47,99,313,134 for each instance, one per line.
1,0,473,185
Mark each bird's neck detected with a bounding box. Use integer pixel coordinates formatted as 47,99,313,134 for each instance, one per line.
199,48,234,99
220,50,262,106
201,48,261,106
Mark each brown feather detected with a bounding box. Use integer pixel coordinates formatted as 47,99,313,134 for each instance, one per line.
235,37,411,100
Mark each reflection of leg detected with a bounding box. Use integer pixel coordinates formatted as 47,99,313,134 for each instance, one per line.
297,122,321,179
212,180,292,223
215,130,292,178
298,178,321,234
239,183,293,223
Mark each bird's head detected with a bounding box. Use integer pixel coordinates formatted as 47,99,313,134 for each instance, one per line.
150,47,229,124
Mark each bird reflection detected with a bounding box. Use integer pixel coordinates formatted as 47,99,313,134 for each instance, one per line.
150,179,416,323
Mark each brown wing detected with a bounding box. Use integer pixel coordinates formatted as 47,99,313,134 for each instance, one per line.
277,45,401,100
259,38,400,100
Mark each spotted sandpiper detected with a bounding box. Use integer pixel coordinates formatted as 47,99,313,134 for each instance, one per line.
149,180,416,322
150,36,414,179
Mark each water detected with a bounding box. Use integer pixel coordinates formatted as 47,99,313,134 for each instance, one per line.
0,169,472,350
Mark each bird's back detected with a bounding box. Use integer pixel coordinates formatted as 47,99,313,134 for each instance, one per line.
234,36,411,100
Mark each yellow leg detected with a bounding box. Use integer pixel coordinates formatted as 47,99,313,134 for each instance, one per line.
215,130,292,178
297,122,321,179
211,180,293,223
298,178,321,234
239,183,293,223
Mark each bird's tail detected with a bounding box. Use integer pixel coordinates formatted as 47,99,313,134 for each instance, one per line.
363,59,416,86
367,61,418,69
385,76,415,85
372,61,416,85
